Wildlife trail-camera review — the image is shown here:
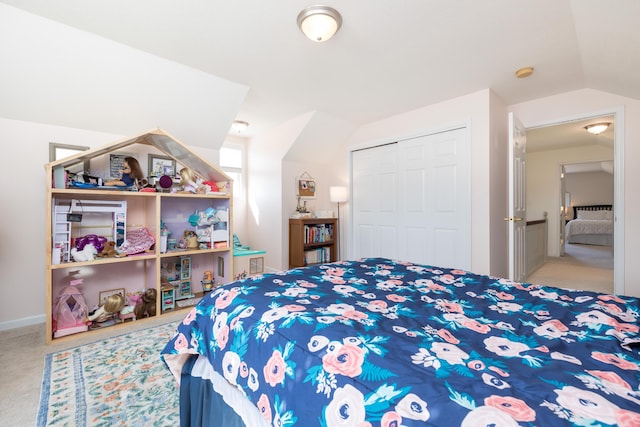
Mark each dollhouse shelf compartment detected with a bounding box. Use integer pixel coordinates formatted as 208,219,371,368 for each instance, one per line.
52,198,127,264
45,128,234,344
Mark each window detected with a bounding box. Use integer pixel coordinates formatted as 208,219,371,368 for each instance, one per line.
220,144,244,198
49,142,90,173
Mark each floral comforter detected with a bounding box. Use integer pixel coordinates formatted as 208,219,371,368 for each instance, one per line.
161,258,640,426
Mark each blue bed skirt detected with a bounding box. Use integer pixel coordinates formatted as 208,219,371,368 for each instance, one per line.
179,355,247,427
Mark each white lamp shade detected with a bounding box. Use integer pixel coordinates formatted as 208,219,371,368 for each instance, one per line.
330,186,348,203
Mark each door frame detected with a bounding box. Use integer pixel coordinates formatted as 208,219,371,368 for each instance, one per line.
525,107,624,294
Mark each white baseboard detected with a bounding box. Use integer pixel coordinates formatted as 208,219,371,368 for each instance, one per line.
0,314,45,331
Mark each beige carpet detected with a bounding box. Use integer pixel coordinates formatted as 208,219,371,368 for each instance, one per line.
0,311,186,427
526,243,614,294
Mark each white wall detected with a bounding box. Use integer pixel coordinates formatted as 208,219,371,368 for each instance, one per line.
489,93,509,278
511,88,640,297
246,114,312,271
344,89,501,275
0,119,122,329
0,118,223,330
565,171,614,216
247,112,354,271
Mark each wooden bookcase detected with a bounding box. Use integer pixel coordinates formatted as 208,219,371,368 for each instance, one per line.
45,129,233,343
289,217,338,268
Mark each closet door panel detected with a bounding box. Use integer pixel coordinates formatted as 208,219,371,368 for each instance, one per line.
352,127,469,269
352,144,399,259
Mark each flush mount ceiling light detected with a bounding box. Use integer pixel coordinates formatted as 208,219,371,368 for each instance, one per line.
230,120,249,134
297,5,342,42
515,67,534,79
585,122,611,135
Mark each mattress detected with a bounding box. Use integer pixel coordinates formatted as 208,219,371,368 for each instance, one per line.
566,219,613,246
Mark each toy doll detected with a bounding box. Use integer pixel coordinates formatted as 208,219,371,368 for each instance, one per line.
104,157,144,187
88,293,125,322
177,167,202,193
134,288,157,318
177,167,219,194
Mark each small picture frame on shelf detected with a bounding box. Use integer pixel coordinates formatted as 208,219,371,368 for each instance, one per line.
296,173,316,199
99,288,125,306
148,154,176,178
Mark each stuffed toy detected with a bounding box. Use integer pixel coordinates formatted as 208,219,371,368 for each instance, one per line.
70,243,97,262
75,234,107,253
97,241,117,257
134,288,157,318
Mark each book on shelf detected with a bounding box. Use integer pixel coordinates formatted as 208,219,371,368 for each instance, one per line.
303,247,331,265
303,224,334,244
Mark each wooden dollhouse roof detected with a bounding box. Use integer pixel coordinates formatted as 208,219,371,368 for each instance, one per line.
46,128,230,183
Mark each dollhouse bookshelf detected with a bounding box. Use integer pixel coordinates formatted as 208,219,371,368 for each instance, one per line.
45,129,233,344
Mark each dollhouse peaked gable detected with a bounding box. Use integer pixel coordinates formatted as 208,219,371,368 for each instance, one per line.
47,128,231,188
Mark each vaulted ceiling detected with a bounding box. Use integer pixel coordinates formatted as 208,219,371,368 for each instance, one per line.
2,1,638,143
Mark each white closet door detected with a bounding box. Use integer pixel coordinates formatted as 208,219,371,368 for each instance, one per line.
351,127,470,270
398,128,470,269
352,143,399,259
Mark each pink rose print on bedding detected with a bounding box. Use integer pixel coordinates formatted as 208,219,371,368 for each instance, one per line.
215,288,239,309
322,343,365,377
263,349,286,386
533,319,569,339
460,318,491,334
592,352,640,370
586,370,632,390
484,395,535,422
257,393,272,424
615,409,640,427
380,411,402,427
437,328,460,344
173,333,188,351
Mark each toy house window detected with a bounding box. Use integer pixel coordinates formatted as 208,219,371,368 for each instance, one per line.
49,142,90,174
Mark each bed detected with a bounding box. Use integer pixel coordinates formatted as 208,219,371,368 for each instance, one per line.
565,205,613,246
161,257,640,426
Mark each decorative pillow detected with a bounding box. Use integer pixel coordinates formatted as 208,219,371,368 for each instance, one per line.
604,210,613,220
576,209,607,220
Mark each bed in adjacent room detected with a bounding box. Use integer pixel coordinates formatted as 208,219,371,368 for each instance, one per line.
565,205,614,246
161,257,640,426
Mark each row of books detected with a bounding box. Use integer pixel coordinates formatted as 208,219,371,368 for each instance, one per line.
304,247,331,265
303,224,334,244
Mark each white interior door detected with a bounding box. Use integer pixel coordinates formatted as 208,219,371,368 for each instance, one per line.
508,113,527,282
351,127,470,270
559,166,567,257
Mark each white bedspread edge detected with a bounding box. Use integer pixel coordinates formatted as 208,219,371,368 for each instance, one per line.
192,355,269,427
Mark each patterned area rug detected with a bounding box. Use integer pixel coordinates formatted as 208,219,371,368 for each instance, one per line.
37,322,180,427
